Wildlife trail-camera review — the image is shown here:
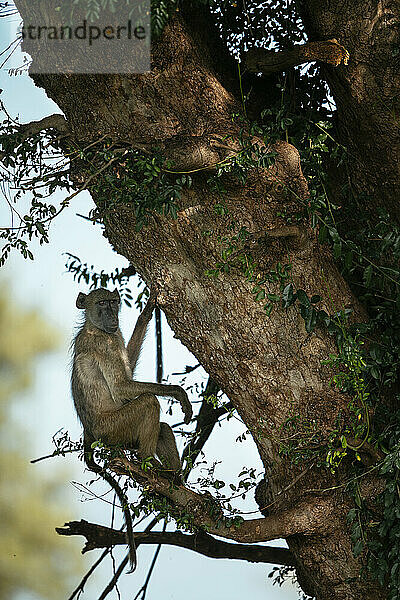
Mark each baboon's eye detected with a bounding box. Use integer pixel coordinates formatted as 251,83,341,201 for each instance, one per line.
98,300,107,306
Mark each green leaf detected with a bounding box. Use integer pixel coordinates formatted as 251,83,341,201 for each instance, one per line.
363,264,373,287
255,289,265,301
264,303,273,316
353,539,364,557
304,307,318,333
333,242,342,259
282,283,295,308
296,289,310,306
370,366,380,379
267,293,280,302
36,222,46,235
344,250,353,270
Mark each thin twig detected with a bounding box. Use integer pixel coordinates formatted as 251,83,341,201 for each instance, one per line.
133,521,168,600
0,153,122,231
67,548,111,600
98,554,130,600
31,448,80,464
95,518,162,599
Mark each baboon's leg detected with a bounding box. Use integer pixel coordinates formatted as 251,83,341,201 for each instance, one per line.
96,393,160,457
135,393,161,458
156,422,181,471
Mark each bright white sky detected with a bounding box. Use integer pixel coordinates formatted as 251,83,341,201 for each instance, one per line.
0,11,298,600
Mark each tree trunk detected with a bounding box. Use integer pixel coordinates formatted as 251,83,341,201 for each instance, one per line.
14,3,388,599
299,0,400,222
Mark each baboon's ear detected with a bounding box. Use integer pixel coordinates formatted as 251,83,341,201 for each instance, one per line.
76,292,87,309
112,289,121,301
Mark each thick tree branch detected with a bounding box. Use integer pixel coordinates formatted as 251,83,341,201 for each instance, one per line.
19,113,69,140
109,457,338,543
57,520,295,566
245,39,349,75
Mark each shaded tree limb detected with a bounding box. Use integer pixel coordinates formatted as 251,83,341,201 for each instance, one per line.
245,39,349,75
19,113,69,139
67,517,162,600
57,520,295,566
182,377,228,475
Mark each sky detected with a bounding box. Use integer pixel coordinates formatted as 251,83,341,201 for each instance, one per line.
0,10,299,600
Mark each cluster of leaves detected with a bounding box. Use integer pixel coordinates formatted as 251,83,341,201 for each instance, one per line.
277,327,374,472
64,253,142,307
0,125,194,265
278,408,328,466
0,105,71,264
205,0,306,57
347,411,400,600
151,0,178,37
51,429,83,459
83,438,249,534
322,336,371,470
204,209,298,317
77,140,191,230
269,565,313,600
195,460,259,509
57,0,179,39
206,126,278,198
56,0,150,27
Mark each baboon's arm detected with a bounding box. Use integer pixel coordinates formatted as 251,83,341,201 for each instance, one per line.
97,353,193,424
130,380,192,424
127,292,156,372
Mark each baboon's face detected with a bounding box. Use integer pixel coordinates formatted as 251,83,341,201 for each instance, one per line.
76,289,121,333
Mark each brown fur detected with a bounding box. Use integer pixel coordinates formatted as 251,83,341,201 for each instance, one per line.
71,288,192,469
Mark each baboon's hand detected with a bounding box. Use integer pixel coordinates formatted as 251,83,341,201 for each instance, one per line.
173,386,192,424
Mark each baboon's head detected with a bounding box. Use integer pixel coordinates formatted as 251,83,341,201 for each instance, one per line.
76,288,121,333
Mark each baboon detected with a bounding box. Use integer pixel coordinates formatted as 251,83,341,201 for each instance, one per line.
71,287,192,570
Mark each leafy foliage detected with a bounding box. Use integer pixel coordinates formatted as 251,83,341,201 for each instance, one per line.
347,414,400,600
1,1,400,597
151,0,178,37
0,101,72,264
64,253,139,307
81,142,189,229
55,0,178,38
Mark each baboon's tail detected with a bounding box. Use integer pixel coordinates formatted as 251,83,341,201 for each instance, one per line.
83,437,137,573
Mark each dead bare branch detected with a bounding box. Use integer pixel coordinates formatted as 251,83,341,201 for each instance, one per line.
57,520,295,566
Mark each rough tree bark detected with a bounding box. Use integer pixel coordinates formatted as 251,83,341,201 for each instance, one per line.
299,0,400,222
13,2,396,599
